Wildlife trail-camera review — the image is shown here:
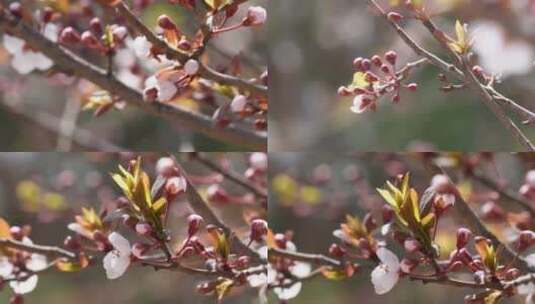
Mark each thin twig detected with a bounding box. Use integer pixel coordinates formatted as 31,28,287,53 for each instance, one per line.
193,153,267,199
0,238,76,259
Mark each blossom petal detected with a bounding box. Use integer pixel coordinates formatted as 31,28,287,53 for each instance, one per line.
103,251,130,280
290,262,311,278
377,247,400,271
371,265,399,295
26,254,47,272
273,281,302,300
3,35,24,54
108,232,131,254
247,273,267,288
10,274,38,294
11,54,35,75
0,257,14,277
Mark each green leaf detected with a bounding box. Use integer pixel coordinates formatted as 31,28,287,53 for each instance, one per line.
152,197,167,215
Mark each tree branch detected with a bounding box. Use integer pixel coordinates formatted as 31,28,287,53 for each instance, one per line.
0,238,76,259
0,9,266,150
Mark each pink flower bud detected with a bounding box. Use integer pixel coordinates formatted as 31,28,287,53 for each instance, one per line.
384,51,397,65
407,83,418,91
456,227,472,249
328,243,346,257
89,17,103,36
135,222,152,236
8,2,23,19
481,201,504,221
382,205,394,223
9,226,23,240
156,157,176,176
353,57,363,70
59,27,81,44
243,6,267,26
471,65,484,78
337,86,352,96
371,55,382,67
131,242,147,258
165,176,187,195
143,87,158,103
250,219,268,242
361,59,371,71
206,184,230,204
249,152,267,171
404,238,421,253
81,30,100,49
187,214,204,236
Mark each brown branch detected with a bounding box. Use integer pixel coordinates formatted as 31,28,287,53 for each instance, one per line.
115,2,268,97
181,167,263,263
0,10,266,150
471,171,535,216
193,153,267,199
0,238,76,259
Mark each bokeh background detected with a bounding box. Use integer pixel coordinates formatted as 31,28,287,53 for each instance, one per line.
0,0,267,151
269,0,535,151
269,152,535,303
0,152,261,303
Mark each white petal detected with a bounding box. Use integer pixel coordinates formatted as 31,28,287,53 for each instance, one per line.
519,282,535,295
376,247,400,271
103,251,130,280
273,281,302,300
31,52,53,71
133,36,151,58
267,265,277,284
0,257,14,277
3,35,24,54
26,254,47,272
371,265,399,295
43,23,59,42
289,262,311,278
350,95,366,114
247,273,267,288
526,254,535,269
257,246,268,260
249,153,267,171
11,54,35,74
285,241,297,252
10,274,38,294
108,232,131,254
156,80,177,102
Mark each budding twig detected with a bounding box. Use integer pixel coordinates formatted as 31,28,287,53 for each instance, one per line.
0,238,76,259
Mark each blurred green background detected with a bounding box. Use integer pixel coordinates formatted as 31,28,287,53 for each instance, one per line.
0,152,259,303
268,0,535,151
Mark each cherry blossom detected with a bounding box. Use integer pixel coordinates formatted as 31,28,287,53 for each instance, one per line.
350,94,374,114
103,232,132,279
370,247,400,295
249,152,267,171
184,59,199,76
3,23,59,75
245,6,267,26
231,95,248,113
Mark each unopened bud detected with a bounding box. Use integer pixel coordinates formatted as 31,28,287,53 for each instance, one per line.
250,219,268,242
187,214,204,236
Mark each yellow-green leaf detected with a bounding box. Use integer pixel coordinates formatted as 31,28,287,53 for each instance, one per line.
215,278,234,301
321,268,347,280
152,197,167,214
0,218,10,239
348,72,370,90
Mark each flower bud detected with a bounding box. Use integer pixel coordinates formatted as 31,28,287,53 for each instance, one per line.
353,57,363,70
165,176,187,195
382,204,394,223
404,238,421,253
407,83,418,91
387,12,403,22
157,15,177,30
243,6,267,26
274,233,287,249
517,230,535,251
81,30,100,49
363,213,376,232
10,226,23,240
187,214,204,236
456,227,472,249
471,65,484,78
250,152,267,171
384,51,397,65
481,201,504,221
236,255,251,269
184,59,199,76
206,184,230,204
8,2,23,19
177,38,192,51
89,17,103,36
10,295,24,304
337,86,352,96
231,95,248,113
42,7,54,23
143,87,158,103
250,219,268,242
131,242,147,258
380,64,390,74
400,258,417,273
371,55,382,67
361,59,371,71
59,27,81,44
135,222,152,236
112,26,128,43
63,235,81,251
328,243,346,257
122,214,138,228
156,157,176,177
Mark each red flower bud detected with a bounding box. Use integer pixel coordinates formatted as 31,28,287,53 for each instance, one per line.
384,50,397,65
250,219,268,242
456,227,472,249
63,235,81,251
59,27,81,44
157,15,177,30
328,243,346,257
187,214,204,236
81,30,100,49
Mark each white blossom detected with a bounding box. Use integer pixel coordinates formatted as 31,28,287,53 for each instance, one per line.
103,232,132,279
350,94,373,114
184,59,199,76
371,247,400,295
230,94,248,113
246,6,267,26
3,23,58,75
249,152,267,171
